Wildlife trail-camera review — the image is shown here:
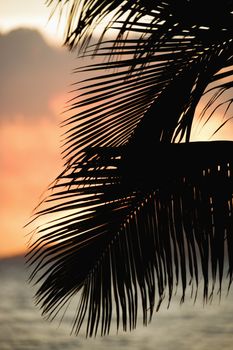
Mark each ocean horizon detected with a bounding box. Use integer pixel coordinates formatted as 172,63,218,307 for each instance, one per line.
1,254,233,350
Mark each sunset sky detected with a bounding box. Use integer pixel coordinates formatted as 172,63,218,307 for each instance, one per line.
1,1,233,258
0,1,75,257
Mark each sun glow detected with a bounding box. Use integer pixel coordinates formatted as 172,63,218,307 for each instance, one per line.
191,102,233,142
0,116,63,258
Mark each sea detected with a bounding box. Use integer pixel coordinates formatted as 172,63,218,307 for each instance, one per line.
1,255,233,350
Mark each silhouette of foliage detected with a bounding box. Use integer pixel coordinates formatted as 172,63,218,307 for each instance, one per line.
27,0,233,336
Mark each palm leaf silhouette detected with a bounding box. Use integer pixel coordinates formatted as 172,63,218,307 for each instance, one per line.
27,0,233,336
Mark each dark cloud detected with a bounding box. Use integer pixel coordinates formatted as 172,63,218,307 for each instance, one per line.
0,28,75,119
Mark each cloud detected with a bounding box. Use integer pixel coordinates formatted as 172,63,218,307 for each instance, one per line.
0,28,75,119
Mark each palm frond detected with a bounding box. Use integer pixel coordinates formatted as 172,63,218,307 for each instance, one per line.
46,0,233,51
59,37,233,165
28,0,233,337
27,142,233,336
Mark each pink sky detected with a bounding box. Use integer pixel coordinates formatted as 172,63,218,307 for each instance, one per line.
0,97,65,257
0,25,74,257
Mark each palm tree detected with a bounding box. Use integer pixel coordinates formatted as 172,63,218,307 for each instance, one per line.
27,0,233,337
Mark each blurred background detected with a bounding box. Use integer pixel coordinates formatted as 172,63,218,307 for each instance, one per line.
0,0,74,258
1,1,233,349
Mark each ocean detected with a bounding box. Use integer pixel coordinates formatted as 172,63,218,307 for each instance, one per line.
1,255,233,350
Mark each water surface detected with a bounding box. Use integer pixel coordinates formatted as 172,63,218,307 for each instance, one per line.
1,256,233,350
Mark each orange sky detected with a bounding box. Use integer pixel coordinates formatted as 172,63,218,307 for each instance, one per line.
0,2,233,258
0,2,72,257
0,97,66,257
